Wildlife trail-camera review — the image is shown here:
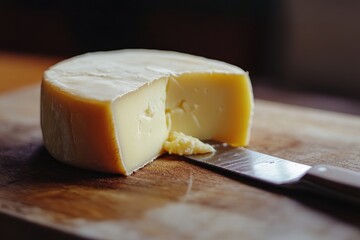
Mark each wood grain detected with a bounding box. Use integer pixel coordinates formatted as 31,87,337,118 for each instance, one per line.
0,85,360,239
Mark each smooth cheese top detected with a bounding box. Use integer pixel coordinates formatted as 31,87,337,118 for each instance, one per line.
44,49,245,101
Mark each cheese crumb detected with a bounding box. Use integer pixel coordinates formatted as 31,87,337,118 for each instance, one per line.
163,131,215,156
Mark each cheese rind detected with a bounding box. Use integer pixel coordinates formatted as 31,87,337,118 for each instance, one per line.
41,81,125,173
44,49,244,101
41,49,253,175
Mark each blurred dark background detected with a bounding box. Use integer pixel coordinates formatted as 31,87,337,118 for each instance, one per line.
1,0,359,114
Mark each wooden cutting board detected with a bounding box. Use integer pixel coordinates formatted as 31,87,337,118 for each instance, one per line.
0,84,360,239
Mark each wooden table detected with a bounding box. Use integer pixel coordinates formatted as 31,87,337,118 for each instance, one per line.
0,52,360,239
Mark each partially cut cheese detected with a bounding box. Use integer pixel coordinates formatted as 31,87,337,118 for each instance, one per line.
41,49,253,175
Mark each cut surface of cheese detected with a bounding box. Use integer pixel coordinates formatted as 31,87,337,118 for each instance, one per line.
41,49,253,175
163,131,215,156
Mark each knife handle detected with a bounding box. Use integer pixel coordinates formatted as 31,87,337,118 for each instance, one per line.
298,165,360,204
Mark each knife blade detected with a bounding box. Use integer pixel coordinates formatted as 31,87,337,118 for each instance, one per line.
185,141,360,204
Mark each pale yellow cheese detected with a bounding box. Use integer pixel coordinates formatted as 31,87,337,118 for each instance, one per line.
41,49,254,175
163,131,215,156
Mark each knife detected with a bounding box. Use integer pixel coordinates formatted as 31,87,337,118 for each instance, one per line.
185,141,360,205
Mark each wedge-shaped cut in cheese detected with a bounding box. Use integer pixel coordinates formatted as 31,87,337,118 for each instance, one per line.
113,79,169,172
41,49,254,175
